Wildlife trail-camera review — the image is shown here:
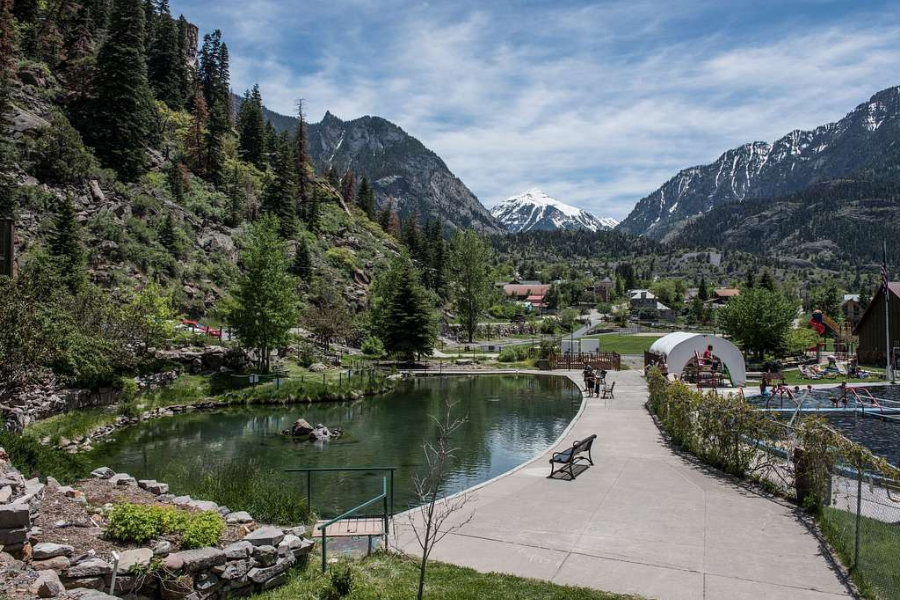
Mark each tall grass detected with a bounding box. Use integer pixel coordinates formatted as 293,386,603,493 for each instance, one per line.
0,431,90,483
154,458,310,525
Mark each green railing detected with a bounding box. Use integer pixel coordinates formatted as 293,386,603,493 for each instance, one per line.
285,467,396,517
315,476,389,572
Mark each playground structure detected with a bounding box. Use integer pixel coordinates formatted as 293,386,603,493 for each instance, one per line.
808,309,852,360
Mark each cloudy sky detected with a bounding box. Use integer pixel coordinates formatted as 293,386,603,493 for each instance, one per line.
174,0,899,221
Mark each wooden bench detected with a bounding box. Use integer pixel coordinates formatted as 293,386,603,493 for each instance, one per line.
601,381,616,399
549,434,597,479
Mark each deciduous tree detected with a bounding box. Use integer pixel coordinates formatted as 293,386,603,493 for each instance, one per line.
448,230,493,343
717,288,796,359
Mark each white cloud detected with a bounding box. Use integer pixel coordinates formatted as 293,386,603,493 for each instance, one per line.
180,0,900,221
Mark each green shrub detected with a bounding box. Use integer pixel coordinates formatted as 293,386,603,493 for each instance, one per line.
28,111,99,184
361,336,384,357
181,511,225,549
324,563,353,599
106,503,223,548
107,503,162,543
497,345,529,363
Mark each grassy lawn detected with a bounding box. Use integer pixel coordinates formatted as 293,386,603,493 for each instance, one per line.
258,552,640,600
754,367,886,387
818,507,899,600
582,334,664,355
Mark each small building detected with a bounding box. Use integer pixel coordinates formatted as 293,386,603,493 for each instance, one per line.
525,294,546,309
646,332,746,386
629,290,674,321
841,294,863,328
504,283,551,300
592,277,615,302
853,283,900,366
712,288,740,303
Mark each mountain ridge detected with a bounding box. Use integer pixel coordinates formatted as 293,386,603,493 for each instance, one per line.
491,188,618,233
618,86,900,239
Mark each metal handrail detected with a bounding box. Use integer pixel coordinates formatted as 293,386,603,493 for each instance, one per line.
285,467,397,517
316,477,389,572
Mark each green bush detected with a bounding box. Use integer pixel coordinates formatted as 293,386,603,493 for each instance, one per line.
28,111,99,184
106,503,223,548
324,563,353,599
361,336,384,357
497,345,529,363
181,511,225,549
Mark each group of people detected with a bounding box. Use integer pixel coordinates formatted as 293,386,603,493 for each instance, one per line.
582,365,608,397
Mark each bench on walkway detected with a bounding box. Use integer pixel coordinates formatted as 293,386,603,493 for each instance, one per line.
601,381,616,399
549,434,597,479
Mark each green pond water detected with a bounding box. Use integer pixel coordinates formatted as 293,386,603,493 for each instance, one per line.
88,375,581,517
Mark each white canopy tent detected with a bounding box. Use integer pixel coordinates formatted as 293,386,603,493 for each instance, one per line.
648,332,746,386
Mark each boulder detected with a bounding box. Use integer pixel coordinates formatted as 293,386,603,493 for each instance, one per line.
290,419,313,437
284,525,307,538
108,473,136,487
225,511,253,525
32,542,73,560
88,180,105,203
0,485,13,503
152,540,172,556
243,526,284,547
218,559,250,581
66,558,112,578
0,504,31,528
30,570,64,598
308,363,327,373
187,499,219,512
116,548,153,573
0,527,27,545
32,556,71,571
308,426,331,442
69,591,117,600
246,555,295,584
171,547,226,572
223,541,253,560
252,545,277,567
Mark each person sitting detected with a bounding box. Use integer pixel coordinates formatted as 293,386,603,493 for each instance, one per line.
702,345,713,364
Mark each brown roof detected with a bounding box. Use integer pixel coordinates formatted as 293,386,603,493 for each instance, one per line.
852,282,900,334
714,288,741,297
504,284,551,297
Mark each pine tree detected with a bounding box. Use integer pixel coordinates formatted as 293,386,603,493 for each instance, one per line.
325,165,340,189
698,276,709,301
1,0,17,76
305,188,321,233
205,98,229,186
143,0,155,52
167,159,185,202
49,196,87,292
402,211,422,260
375,254,437,360
89,0,157,180
262,132,298,238
175,16,192,104
238,85,266,168
226,165,246,227
294,99,312,203
148,0,184,109
187,88,208,174
340,171,356,208
357,177,376,219
158,212,177,252
0,77,17,219
263,121,277,166
424,220,446,294
12,0,38,24
291,236,311,278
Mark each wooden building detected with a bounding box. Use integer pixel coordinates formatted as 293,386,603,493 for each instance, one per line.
853,283,900,366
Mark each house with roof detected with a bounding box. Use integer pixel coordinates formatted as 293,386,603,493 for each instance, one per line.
853,283,900,366
592,277,615,302
629,290,674,321
503,283,551,301
841,294,863,328
712,288,740,303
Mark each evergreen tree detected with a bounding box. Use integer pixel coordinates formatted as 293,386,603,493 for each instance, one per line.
142,0,155,53
237,85,266,168
0,78,17,219
226,164,247,227
12,0,38,24
325,165,340,189
402,211,423,262
758,269,777,292
357,176,376,220
175,16,193,103
1,0,16,75
205,98,229,186
698,276,709,301
263,121,277,166
148,0,185,109
167,158,185,203
158,212,177,253
89,0,157,181
340,171,356,208
304,188,322,233
291,236,312,278
187,88,208,174
294,99,312,203
374,254,437,360
448,230,493,343
262,132,297,237
424,220,446,295
224,215,298,373
49,196,86,292
377,203,391,232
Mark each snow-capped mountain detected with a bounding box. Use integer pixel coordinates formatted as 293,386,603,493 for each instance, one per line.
491,189,619,233
618,86,900,239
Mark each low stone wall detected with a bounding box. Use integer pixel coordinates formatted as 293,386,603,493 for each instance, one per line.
0,453,314,599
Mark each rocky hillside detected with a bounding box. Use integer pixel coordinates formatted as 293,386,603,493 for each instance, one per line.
670,177,900,271
619,86,900,239
491,188,618,233
307,112,501,232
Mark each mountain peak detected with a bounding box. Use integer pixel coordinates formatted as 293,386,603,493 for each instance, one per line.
492,190,618,233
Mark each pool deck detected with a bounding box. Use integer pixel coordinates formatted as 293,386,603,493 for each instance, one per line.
394,370,853,600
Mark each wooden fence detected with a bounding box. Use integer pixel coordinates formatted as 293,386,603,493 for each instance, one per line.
549,352,621,371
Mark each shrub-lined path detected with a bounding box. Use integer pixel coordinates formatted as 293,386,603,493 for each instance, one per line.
394,371,852,600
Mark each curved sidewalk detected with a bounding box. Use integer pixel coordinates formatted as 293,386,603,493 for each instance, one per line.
395,370,852,600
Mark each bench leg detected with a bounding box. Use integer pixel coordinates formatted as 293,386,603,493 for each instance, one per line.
587,448,594,466
567,462,576,480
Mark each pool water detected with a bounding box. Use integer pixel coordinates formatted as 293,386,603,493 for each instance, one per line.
87,375,581,516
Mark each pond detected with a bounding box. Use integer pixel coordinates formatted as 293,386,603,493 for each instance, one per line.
87,375,581,517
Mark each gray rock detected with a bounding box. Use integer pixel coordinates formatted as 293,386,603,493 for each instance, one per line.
252,545,277,567
0,527,27,545
290,418,313,437
152,540,173,556
0,504,31,528
116,548,153,574
172,547,226,572
187,499,218,512
308,426,331,441
0,485,12,503
90,467,115,479
68,590,118,600
88,180,105,203
223,541,253,560
66,558,112,578
62,578,106,592
162,553,183,571
308,363,327,373
108,473,136,487
32,542,74,559
246,554,295,584
294,538,314,557
217,505,231,516
172,495,193,506
225,511,253,524
195,572,220,592
284,525,307,538
30,570,65,598
243,526,284,547
218,559,250,581
32,556,70,571
276,535,302,557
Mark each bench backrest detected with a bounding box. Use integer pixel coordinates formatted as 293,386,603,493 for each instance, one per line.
573,434,597,454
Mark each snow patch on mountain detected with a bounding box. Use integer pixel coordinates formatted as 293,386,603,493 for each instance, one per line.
491,189,619,233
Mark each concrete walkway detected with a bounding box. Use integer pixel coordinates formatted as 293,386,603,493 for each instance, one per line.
395,370,852,600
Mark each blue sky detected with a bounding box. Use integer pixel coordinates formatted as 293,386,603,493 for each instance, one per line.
174,0,900,220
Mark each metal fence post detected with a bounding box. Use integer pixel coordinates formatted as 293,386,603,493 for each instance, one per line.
854,465,863,567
